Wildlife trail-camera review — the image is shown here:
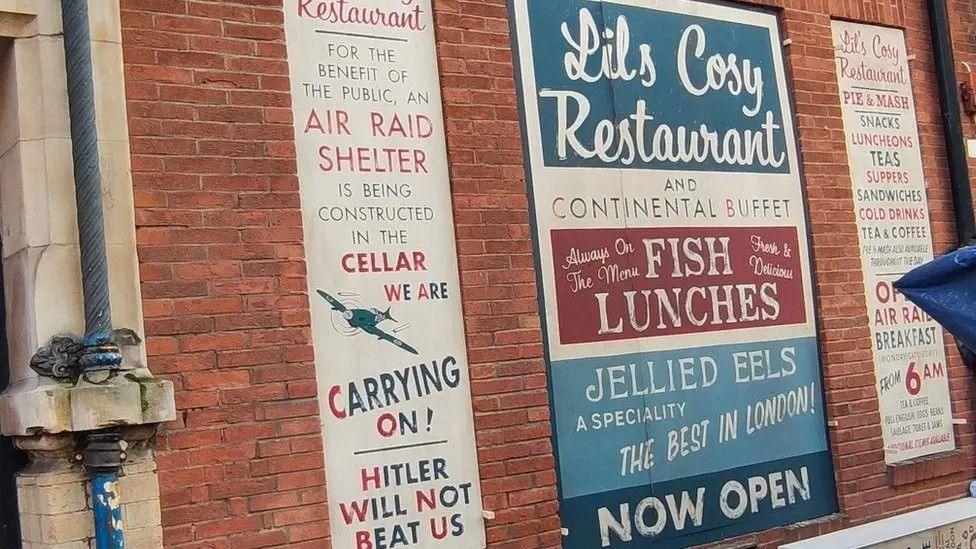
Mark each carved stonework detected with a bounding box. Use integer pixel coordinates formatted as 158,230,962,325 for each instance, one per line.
29,337,83,380
29,329,142,382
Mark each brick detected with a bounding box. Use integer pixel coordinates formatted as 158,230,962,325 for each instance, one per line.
39,510,90,544
275,470,326,491
194,515,264,539
120,0,976,548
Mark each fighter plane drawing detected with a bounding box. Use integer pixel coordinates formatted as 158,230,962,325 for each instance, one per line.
317,290,419,355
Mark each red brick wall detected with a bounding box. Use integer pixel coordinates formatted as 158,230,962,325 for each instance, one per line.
121,2,330,547
120,1,976,548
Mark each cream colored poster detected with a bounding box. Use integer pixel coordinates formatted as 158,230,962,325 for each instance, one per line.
283,1,486,547
833,20,955,463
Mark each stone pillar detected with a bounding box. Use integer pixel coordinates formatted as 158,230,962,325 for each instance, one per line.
16,428,164,549
0,1,176,546
16,435,89,549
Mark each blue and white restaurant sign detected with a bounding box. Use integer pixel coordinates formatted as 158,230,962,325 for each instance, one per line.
508,0,840,547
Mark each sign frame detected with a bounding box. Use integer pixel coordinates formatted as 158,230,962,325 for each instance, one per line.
831,18,957,464
507,0,840,545
281,1,488,547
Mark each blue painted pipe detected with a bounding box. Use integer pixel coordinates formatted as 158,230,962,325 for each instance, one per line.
91,472,125,549
60,0,129,543
59,0,128,546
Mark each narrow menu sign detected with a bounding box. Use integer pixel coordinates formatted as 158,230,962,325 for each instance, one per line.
833,20,955,463
283,1,486,547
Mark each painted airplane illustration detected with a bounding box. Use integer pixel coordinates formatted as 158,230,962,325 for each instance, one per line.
317,290,419,355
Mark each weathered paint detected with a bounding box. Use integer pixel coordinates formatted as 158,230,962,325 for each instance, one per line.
92,472,125,549
509,0,839,546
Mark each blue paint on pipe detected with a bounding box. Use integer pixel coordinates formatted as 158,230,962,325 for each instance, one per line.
91,472,125,549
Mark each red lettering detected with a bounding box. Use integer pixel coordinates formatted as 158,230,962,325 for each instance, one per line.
370,112,383,137
414,149,428,173
296,0,427,32
377,413,397,438
430,517,448,540
318,146,429,174
304,109,324,134
356,531,373,549
412,252,427,271
339,500,369,525
416,489,436,512
341,253,356,273
370,113,435,138
342,252,429,273
328,385,346,419
361,467,380,491
297,0,316,17
418,115,432,138
384,284,404,301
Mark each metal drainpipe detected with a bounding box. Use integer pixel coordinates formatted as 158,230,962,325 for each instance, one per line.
928,0,976,370
928,0,976,246
60,0,126,547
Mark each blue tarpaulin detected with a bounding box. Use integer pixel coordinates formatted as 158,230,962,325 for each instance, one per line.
895,245,976,353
